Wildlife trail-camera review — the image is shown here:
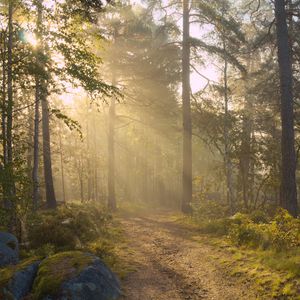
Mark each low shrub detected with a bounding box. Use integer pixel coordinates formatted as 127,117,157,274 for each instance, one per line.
198,218,233,236
227,210,300,251
193,207,300,252
192,199,229,221
249,210,269,224
229,221,270,249
270,209,300,251
26,203,112,252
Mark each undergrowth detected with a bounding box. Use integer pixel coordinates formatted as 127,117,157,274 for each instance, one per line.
20,202,128,277
189,202,300,299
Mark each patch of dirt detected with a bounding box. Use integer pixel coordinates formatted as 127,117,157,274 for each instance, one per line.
119,212,259,300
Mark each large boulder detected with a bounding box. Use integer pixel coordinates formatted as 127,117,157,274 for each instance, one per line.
0,232,19,267
0,258,40,300
33,251,121,300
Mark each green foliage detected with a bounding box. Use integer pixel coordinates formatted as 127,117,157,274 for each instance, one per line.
270,209,300,251
0,208,11,231
228,214,270,248
27,203,112,252
249,210,269,224
86,238,115,262
193,206,300,252
192,198,229,220
50,109,82,139
198,218,232,236
230,211,300,251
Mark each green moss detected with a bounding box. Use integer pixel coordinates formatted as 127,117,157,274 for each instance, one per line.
282,282,294,296
0,257,40,299
0,257,40,288
32,251,94,300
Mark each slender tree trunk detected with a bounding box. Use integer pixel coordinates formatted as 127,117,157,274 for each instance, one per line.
79,174,84,203
7,0,13,172
86,116,91,201
275,0,298,216
41,95,57,208
182,0,192,213
239,57,253,210
59,126,66,203
37,0,56,209
239,111,252,209
1,30,8,207
221,26,235,213
108,91,116,210
32,85,40,209
223,52,234,213
5,0,15,210
32,2,43,210
26,107,34,180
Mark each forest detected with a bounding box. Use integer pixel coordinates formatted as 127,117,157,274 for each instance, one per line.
0,0,300,299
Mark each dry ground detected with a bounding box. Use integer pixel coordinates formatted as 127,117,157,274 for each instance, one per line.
118,212,259,300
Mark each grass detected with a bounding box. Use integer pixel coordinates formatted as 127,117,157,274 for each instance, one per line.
176,214,300,299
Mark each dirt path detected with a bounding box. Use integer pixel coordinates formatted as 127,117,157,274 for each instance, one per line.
119,212,258,300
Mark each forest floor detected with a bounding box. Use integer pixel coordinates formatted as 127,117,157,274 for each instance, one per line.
116,210,262,300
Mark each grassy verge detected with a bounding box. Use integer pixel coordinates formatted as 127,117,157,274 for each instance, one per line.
175,212,300,299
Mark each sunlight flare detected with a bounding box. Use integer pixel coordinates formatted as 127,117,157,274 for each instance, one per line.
24,31,38,47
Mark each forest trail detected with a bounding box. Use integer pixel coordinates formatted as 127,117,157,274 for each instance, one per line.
119,211,258,300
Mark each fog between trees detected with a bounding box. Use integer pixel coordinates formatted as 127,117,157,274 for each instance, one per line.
0,0,299,222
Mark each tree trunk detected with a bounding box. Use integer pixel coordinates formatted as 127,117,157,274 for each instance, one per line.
41,95,57,209
32,77,40,210
59,126,66,203
80,175,84,203
1,29,8,207
32,1,43,210
4,0,15,210
107,94,116,210
275,0,298,216
239,110,252,209
86,117,91,201
37,0,56,209
181,0,192,214
239,57,253,210
7,0,13,173
223,48,234,213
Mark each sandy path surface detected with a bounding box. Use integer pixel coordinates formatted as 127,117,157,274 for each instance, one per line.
119,212,258,300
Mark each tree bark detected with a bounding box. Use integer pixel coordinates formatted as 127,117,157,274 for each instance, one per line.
4,0,15,210
181,0,192,213
239,56,253,210
1,29,8,207
32,76,40,210
32,1,43,210
59,125,66,203
107,93,116,210
275,0,298,216
7,0,13,173
36,0,56,209
41,95,57,209
223,40,235,214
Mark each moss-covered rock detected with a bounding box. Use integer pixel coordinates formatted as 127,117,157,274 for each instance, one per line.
0,257,40,299
32,251,121,300
0,232,19,267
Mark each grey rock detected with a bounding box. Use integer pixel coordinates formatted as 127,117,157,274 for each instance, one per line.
43,255,121,300
2,261,40,300
0,232,19,267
